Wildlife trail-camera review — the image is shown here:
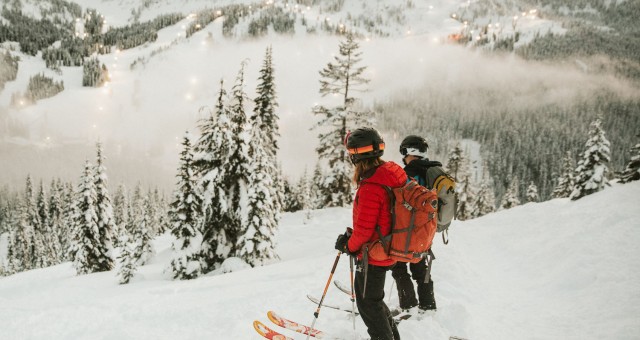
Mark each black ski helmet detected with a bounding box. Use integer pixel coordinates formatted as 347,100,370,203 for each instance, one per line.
399,135,429,158
345,127,385,164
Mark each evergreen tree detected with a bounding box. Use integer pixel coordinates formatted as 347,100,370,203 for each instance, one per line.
281,177,302,212
526,182,539,202
34,181,51,268
312,33,373,208
93,142,116,270
70,161,113,274
22,176,41,269
193,80,234,272
310,162,324,209
552,151,575,198
240,121,280,267
500,176,521,210
6,204,28,273
112,184,129,247
446,143,465,181
619,135,640,183
60,182,76,260
571,117,611,200
226,63,252,248
130,195,155,265
116,233,137,284
46,179,63,264
473,173,496,218
299,168,313,223
456,173,476,221
169,132,204,279
253,45,284,214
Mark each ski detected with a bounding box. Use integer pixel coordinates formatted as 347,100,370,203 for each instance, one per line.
267,310,332,339
307,294,359,315
253,320,294,340
333,280,352,296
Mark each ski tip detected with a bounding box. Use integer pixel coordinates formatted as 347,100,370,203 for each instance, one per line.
266,310,280,324
253,320,269,336
254,320,294,340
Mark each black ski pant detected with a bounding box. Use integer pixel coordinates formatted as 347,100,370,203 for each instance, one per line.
355,262,400,340
391,259,436,310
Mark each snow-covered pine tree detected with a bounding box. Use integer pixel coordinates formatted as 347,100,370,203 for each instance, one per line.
571,117,611,200
93,142,116,270
552,151,575,198
281,177,301,212
299,168,313,223
156,190,171,234
619,135,640,183
112,184,129,247
193,80,234,272
312,33,373,208
6,205,28,273
225,63,252,251
310,162,324,209
130,191,155,266
118,190,155,284
21,176,41,270
70,161,113,274
473,172,496,218
116,233,136,284
238,53,282,267
46,179,63,264
34,181,51,268
446,143,465,181
500,176,521,210
253,46,284,214
169,132,204,279
60,181,76,260
526,182,539,202
456,173,476,221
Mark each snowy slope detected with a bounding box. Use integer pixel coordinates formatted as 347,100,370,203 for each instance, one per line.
1,182,639,339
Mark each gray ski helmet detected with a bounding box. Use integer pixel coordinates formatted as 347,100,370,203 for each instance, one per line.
399,135,429,158
345,127,385,163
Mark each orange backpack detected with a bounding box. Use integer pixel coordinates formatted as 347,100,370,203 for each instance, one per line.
366,179,439,263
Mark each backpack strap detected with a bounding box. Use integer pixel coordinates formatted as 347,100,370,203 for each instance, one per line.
442,229,449,245
424,248,436,283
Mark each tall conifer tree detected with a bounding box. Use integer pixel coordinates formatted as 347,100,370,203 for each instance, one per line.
194,80,234,272
571,117,611,200
500,176,521,210
93,142,116,269
70,161,113,274
552,151,575,198
312,33,373,208
169,132,204,279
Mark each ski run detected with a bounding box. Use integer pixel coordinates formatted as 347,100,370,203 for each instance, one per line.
0,181,638,339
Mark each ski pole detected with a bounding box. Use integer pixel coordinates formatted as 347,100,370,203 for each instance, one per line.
349,255,357,338
307,251,342,340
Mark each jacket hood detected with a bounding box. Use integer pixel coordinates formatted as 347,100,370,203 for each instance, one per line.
361,161,407,188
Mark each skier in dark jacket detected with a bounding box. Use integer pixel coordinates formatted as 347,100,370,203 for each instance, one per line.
335,127,406,340
391,135,440,312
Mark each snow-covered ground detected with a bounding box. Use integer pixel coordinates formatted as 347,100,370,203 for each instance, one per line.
1,181,639,340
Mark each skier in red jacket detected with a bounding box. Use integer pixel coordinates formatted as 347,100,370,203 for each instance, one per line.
335,127,407,340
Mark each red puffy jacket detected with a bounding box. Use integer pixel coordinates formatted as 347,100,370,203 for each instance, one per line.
347,161,407,266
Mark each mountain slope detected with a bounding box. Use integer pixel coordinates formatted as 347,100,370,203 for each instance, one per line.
1,182,638,339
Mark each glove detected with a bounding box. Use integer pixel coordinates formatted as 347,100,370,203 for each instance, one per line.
335,228,357,255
